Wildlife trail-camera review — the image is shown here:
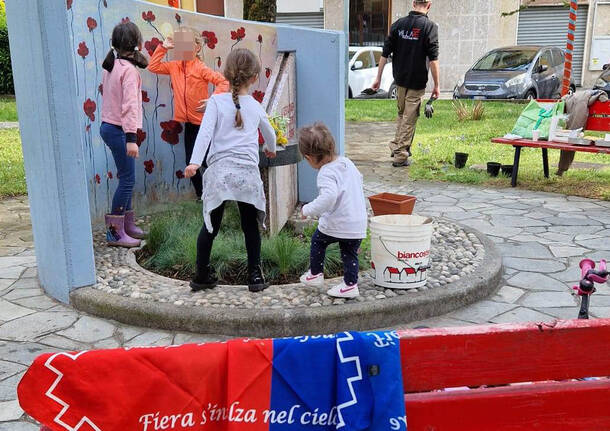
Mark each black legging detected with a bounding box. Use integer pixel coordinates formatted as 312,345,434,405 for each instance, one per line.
196,201,261,270
184,122,203,198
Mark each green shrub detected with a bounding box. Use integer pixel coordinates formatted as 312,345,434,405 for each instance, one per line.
0,27,14,95
139,202,372,284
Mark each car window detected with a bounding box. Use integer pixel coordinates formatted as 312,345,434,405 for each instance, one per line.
373,50,382,66
552,49,564,67
537,50,553,70
473,49,538,71
355,51,374,69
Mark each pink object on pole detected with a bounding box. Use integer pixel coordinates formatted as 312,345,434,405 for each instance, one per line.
561,1,578,96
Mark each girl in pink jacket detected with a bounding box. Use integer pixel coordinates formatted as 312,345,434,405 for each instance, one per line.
100,22,149,248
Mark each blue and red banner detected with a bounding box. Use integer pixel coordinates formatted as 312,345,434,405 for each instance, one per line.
18,331,407,431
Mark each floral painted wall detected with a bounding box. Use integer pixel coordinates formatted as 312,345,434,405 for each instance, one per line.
66,0,277,220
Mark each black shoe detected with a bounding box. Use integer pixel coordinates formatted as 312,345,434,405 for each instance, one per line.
391,149,411,158
248,265,269,292
390,151,395,158
392,159,411,167
190,266,218,292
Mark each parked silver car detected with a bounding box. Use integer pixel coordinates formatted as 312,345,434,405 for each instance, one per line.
454,46,575,100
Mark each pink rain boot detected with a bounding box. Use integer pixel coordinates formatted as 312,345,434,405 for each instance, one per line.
105,214,141,248
124,210,146,239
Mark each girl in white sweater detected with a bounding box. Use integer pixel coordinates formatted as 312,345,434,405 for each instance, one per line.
185,49,276,293
299,123,368,298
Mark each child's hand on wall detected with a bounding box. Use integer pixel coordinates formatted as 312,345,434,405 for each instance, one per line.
196,99,208,113
264,149,276,159
163,37,175,50
185,164,201,178
126,143,139,158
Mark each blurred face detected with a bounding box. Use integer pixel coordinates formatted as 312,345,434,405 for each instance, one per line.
173,30,196,61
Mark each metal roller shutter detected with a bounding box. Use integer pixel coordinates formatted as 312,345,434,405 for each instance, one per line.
517,6,588,85
276,12,325,29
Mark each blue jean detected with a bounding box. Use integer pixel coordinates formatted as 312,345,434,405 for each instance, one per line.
310,229,362,286
100,122,135,215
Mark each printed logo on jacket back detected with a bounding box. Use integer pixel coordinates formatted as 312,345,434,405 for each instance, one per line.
398,28,421,40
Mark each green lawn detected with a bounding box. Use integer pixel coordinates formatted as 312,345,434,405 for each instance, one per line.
0,128,26,197
346,99,610,201
0,96,17,122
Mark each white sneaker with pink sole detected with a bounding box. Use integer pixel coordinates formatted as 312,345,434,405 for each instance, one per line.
327,282,359,299
300,270,325,287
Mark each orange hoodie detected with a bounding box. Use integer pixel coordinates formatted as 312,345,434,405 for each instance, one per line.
148,45,229,125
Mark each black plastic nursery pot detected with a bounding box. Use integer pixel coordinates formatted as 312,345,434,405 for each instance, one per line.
487,162,501,177
454,152,469,169
501,164,514,177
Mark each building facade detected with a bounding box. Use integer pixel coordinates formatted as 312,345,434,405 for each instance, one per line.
280,0,610,91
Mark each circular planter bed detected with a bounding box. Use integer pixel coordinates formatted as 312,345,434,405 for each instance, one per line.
71,206,503,337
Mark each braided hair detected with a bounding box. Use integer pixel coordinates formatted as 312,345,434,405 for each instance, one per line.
223,49,261,129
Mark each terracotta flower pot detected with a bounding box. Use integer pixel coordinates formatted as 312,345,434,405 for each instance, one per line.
368,193,417,216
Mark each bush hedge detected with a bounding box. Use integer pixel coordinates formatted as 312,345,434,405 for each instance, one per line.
0,0,13,95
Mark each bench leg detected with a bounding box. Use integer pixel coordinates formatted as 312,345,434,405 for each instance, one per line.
542,148,549,178
512,146,521,187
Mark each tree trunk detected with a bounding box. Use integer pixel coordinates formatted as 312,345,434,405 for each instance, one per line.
244,0,276,23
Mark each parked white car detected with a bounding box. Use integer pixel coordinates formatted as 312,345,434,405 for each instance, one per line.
349,47,396,99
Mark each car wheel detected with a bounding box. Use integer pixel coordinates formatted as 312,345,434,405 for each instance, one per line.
348,87,353,99
524,90,536,100
388,83,397,100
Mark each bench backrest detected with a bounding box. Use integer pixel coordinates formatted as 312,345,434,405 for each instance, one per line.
399,319,610,430
586,100,610,132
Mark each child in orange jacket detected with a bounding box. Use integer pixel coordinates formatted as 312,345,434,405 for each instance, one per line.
148,29,229,199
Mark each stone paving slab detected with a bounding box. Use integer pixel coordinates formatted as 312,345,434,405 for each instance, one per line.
2,126,610,427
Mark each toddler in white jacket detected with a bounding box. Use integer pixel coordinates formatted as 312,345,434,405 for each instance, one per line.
299,123,368,298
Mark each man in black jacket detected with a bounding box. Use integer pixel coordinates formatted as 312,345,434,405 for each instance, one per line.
372,0,440,167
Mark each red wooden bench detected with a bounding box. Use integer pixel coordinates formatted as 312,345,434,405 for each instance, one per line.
399,319,610,430
491,99,610,187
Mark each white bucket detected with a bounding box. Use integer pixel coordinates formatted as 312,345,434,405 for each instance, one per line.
370,214,433,290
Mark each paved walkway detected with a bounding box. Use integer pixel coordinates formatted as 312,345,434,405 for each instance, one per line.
2,126,610,427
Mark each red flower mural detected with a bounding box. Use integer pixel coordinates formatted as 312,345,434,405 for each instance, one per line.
252,91,265,104
95,174,101,184
175,13,182,24
121,17,131,24
144,160,155,174
160,121,183,145
83,99,96,122
98,84,103,95
142,11,156,23
176,170,185,179
142,90,150,103
87,17,98,32
144,38,162,56
231,27,246,41
257,34,263,44
67,0,73,9
107,171,113,179
201,31,218,50
265,67,271,79
77,42,89,58
136,129,147,147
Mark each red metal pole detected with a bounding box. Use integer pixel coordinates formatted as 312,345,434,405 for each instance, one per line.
561,1,578,96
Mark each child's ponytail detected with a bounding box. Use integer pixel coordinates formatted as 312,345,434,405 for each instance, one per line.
102,48,116,72
231,82,243,129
